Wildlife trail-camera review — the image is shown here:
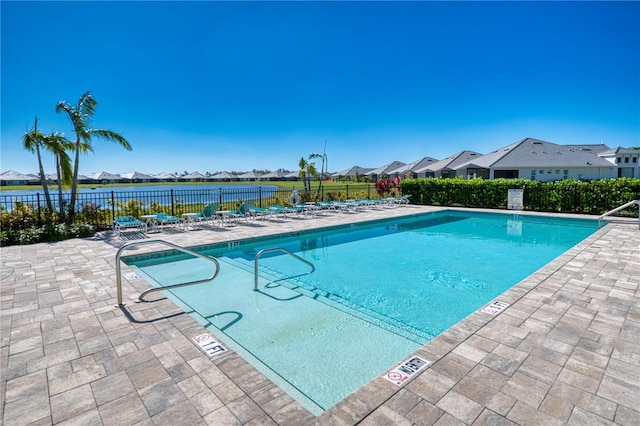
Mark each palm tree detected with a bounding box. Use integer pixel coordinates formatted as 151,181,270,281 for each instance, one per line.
42,133,84,216
298,157,318,192
309,145,328,200
56,91,131,221
21,117,55,213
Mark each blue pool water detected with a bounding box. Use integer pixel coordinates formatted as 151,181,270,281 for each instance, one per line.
125,210,600,414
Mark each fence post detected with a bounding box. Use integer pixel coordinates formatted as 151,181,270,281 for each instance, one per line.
218,189,223,208
346,184,349,200
111,192,116,223
36,193,42,226
170,189,174,215
259,187,263,208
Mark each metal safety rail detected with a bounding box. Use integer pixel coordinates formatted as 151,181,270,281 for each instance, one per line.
116,239,220,307
598,200,640,229
254,248,315,291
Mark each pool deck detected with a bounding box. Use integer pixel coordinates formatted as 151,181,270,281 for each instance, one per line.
1,205,638,425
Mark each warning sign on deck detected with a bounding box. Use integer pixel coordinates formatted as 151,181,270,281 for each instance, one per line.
481,300,509,315
192,333,227,357
384,355,431,386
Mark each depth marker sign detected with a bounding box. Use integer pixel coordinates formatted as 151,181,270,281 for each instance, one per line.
481,300,509,315
192,333,227,357
384,356,431,386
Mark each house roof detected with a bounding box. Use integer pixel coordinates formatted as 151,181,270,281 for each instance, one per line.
87,171,122,180
152,172,178,179
260,171,288,178
332,166,372,177
179,171,207,179
121,171,154,180
0,170,39,181
365,161,406,176
414,151,482,173
454,138,613,170
564,144,611,154
388,157,438,175
237,171,263,179
598,146,640,156
210,172,235,179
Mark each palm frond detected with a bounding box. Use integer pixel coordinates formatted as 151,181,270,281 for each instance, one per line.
77,91,97,119
88,129,132,150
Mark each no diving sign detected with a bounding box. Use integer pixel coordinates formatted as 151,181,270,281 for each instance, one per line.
481,300,509,315
384,356,431,386
192,333,227,358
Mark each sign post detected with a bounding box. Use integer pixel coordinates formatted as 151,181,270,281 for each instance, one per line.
508,189,523,210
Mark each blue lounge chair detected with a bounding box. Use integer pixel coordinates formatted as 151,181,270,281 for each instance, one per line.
113,215,147,237
193,203,220,227
227,201,256,223
155,213,184,231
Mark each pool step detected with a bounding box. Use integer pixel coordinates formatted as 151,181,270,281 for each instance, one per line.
215,256,431,344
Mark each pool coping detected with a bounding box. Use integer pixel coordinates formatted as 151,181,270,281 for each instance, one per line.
1,205,638,425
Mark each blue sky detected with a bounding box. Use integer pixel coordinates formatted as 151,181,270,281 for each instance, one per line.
2,1,639,176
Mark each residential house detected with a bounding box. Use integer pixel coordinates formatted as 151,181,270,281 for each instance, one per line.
454,138,615,181
365,161,406,182
331,166,373,182
598,146,640,178
413,151,482,178
0,170,39,186
120,172,154,183
152,172,178,182
178,171,207,182
387,157,439,179
237,171,263,182
87,171,122,184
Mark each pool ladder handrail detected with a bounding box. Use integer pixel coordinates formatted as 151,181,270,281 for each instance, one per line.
254,247,315,291
115,239,220,307
598,200,639,229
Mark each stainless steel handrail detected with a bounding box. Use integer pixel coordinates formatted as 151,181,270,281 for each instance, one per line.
116,239,220,306
598,200,639,229
254,247,315,291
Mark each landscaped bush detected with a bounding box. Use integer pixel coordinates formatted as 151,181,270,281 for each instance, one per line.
401,177,640,216
0,209,96,247
0,223,95,246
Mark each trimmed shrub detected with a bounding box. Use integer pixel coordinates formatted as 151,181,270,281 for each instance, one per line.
401,177,640,216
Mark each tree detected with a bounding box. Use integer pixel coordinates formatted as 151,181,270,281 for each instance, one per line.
43,132,87,216
56,91,131,221
309,141,328,199
298,157,318,192
22,117,55,213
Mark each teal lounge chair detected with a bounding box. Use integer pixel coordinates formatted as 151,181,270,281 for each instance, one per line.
113,215,147,237
227,201,256,223
193,203,220,227
155,213,184,231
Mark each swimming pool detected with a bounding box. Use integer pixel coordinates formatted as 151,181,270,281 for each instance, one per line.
124,210,600,414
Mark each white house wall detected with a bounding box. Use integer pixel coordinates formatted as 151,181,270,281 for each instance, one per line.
526,167,616,182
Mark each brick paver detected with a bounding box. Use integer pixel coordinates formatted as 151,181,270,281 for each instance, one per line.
1,206,638,425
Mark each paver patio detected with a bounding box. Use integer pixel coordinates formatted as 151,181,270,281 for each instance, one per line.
1,205,638,425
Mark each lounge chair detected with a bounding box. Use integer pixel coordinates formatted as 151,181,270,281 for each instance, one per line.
392,194,412,205
292,203,322,217
193,203,220,227
268,205,305,218
227,201,256,223
155,213,184,231
113,215,147,237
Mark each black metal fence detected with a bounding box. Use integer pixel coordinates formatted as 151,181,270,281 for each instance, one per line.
1,184,379,230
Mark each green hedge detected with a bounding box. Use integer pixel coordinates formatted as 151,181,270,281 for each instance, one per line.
400,178,640,216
